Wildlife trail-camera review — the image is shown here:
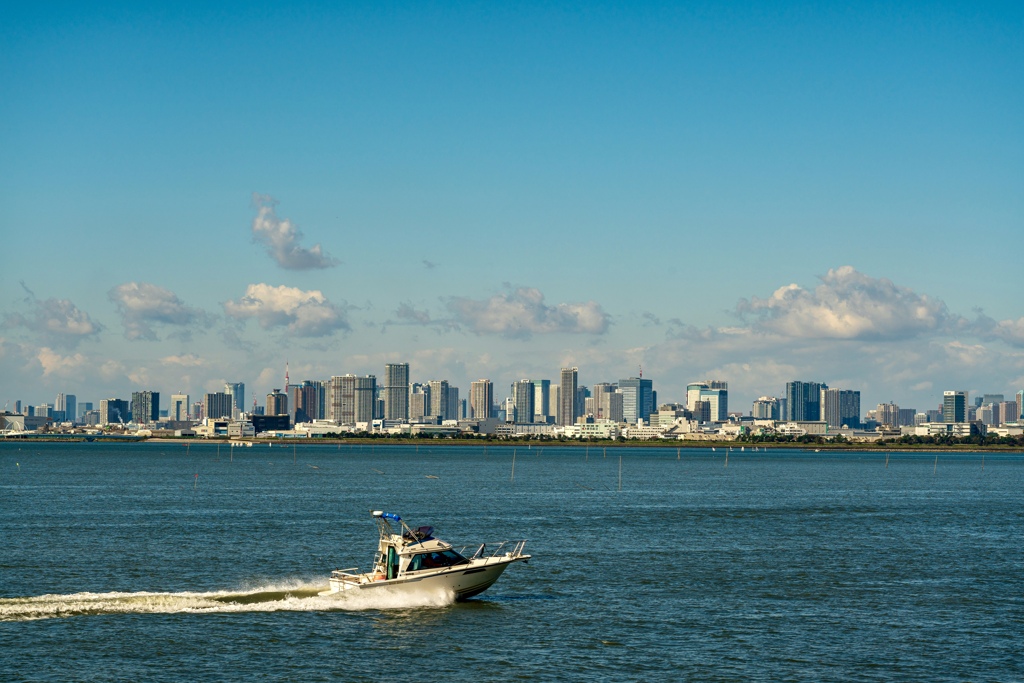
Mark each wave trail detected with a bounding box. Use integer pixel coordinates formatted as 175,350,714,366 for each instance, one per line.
0,580,456,622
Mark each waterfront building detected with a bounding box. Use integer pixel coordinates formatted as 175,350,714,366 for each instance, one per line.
383,363,410,420
409,384,430,420
170,394,189,422
470,380,493,420
752,396,780,420
532,379,551,422
54,393,76,423
875,402,900,429
786,381,824,421
266,389,288,416
943,391,967,423
78,402,93,420
446,386,460,422
618,377,654,424
511,379,535,423
99,398,130,425
225,382,245,419
558,367,578,426
204,392,233,420
428,380,450,420
131,391,160,425
293,380,324,424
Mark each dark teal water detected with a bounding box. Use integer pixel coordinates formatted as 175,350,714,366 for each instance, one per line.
1,442,1022,681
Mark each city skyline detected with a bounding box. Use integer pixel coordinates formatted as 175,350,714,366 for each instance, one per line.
2,4,1022,413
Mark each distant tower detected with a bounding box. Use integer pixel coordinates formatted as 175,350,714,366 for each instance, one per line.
559,367,578,426
470,380,493,420
383,363,410,420
284,361,290,396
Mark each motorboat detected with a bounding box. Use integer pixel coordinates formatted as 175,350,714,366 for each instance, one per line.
320,511,530,600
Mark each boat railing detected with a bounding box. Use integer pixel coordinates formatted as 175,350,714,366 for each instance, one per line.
330,567,363,583
458,539,528,561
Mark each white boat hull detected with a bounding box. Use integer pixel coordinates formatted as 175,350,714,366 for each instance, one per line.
321,556,524,601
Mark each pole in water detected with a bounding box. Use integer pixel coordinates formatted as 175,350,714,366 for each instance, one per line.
193,473,198,491
933,454,938,475
885,452,889,468
677,447,680,460
511,450,516,483
294,444,296,464
982,453,985,470
724,450,729,468
618,455,622,491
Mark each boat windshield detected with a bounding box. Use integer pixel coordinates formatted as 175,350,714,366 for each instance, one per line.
407,549,468,572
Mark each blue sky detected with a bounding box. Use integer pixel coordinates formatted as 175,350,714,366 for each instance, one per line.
2,1,1022,414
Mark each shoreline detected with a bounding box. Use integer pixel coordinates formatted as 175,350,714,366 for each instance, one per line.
3,435,1022,453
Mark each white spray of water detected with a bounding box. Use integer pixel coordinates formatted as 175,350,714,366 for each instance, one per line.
0,579,456,622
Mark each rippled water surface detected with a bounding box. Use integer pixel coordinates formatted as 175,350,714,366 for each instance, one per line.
1,442,1022,681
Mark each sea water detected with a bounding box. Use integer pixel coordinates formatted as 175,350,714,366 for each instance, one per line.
1,442,1021,681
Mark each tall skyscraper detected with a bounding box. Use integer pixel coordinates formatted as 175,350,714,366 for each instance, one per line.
511,380,535,423
99,398,130,425
686,381,728,421
532,379,551,422
470,380,493,420
428,380,450,420
786,381,824,421
875,402,900,429
266,389,288,416
327,375,376,424
204,392,233,420
170,394,190,422
822,388,860,427
225,382,245,418
559,367,578,426
293,380,323,423
409,385,430,420
54,393,76,423
131,391,159,425
446,386,459,422
618,377,654,424
383,363,410,420
752,397,780,420
943,391,967,423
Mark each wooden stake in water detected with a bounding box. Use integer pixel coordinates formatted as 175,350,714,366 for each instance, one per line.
724,449,729,468
982,453,985,471
677,447,680,460
618,455,622,491
885,452,889,468
511,449,516,483
933,454,938,476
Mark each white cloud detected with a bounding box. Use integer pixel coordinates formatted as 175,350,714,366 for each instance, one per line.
446,287,610,339
251,194,338,270
160,353,205,367
108,282,210,341
736,266,952,340
224,283,349,337
37,347,88,377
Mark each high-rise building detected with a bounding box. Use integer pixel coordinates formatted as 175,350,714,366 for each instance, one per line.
170,394,190,422
293,380,324,424
752,397,780,420
78,402,93,420
819,389,860,428
225,382,245,419
54,393,76,423
327,375,376,424
446,386,459,422
99,398,130,425
943,391,967,423
383,363,410,420
470,380,493,420
591,383,616,419
996,401,1017,426
266,389,288,416
875,402,900,429
618,377,654,424
686,381,728,421
428,380,450,420
131,391,159,425
786,381,824,421
1016,390,1024,422
511,380,535,423
204,392,234,420
558,367,578,426
532,379,551,422
409,385,430,420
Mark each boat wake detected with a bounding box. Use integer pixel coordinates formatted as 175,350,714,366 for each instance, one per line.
0,579,456,622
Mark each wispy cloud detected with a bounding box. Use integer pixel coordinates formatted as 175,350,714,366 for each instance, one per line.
108,282,211,341
223,283,349,337
3,284,102,348
251,193,338,270
445,287,610,339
